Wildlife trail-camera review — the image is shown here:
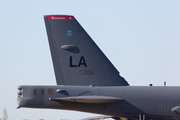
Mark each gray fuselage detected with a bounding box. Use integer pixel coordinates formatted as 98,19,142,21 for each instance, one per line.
17,85,180,120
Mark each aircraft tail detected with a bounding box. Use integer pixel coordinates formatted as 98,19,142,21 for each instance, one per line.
44,15,129,86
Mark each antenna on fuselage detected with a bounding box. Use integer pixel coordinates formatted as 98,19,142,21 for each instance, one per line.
164,81,166,86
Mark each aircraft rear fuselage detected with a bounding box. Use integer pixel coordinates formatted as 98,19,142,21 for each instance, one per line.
17,15,180,120
17,85,180,119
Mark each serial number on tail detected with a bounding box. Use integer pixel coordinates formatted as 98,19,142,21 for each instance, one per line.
79,70,93,75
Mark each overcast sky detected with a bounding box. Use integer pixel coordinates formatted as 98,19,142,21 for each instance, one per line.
0,0,180,120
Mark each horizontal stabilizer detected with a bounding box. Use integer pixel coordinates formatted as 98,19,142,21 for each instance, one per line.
49,96,123,104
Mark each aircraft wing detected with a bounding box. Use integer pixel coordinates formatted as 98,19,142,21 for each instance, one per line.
50,96,123,104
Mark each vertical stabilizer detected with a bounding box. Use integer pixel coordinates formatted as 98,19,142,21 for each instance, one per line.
44,15,129,86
